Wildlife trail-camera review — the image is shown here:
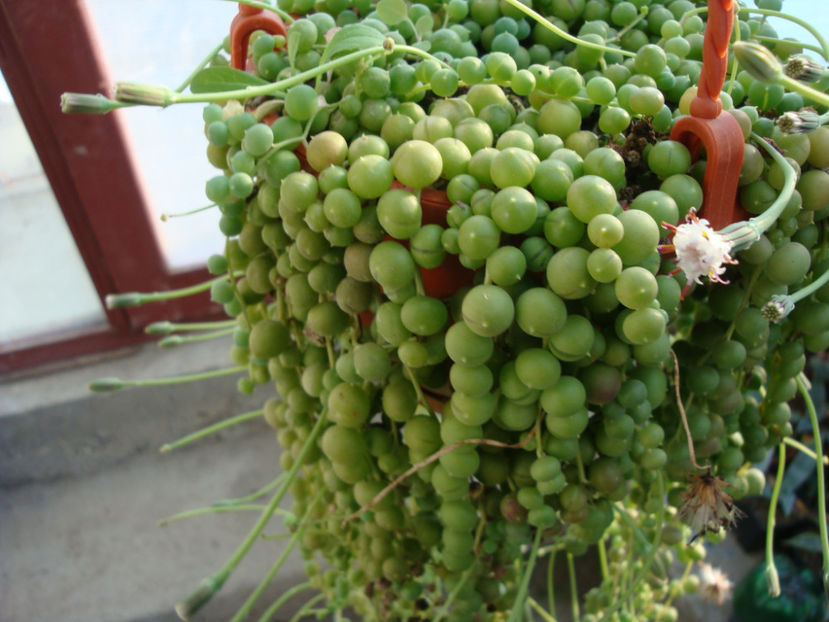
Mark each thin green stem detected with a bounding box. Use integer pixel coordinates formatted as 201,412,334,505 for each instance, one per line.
797,374,829,597
89,365,246,393
753,35,826,58
547,549,556,615
230,488,325,622
528,596,557,622
404,364,435,417
779,74,829,108
597,537,609,581
160,408,264,453
783,436,829,465
765,443,786,597
174,409,328,620
158,504,269,526
145,320,236,334
500,0,635,57
507,528,544,622
161,203,217,221
599,476,665,622
744,8,829,59
396,44,453,67
118,46,385,106
433,565,476,621
721,132,797,250
575,450,588,484
119,41,444,109
609,6,649,43
257,582,312,622
105,272,242,309
566,552,579,622
211,473,287,508
158,327,235,348
664,561,693,609
287,593,325,622
175,40,226,93
680,6,829,59
413,268,426,297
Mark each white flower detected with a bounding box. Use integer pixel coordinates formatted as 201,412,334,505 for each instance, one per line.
664,210,737,286
762,295,795,323
697,562,733,605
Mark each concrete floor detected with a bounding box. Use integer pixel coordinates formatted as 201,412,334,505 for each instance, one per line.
0,340,308,622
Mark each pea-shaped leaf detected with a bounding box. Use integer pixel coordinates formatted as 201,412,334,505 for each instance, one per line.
415,14,434,38
376,0,408,25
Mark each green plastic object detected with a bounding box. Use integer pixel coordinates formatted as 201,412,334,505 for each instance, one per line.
733,555,826,622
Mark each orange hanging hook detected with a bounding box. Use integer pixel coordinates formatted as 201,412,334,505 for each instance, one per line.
669,0,746,230
229,3,287,71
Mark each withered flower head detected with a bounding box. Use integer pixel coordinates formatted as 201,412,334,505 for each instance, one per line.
678,471,744,543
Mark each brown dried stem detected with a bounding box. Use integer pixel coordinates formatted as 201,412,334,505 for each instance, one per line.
343,428,537,525
670,349,707,470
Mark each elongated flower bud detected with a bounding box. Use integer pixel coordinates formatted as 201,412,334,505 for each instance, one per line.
105,292,144,309
765,562,781,598
88,377,125,392
60,92,118,115
785,54,828,83
734,41,783,83
114,82,173,107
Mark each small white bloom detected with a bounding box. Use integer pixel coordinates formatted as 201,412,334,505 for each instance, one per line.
670,210,737,285
697,562,733,605
762,295,795,323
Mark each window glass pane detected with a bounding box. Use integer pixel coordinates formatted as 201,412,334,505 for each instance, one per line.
86,0,236,270
0,72,106,344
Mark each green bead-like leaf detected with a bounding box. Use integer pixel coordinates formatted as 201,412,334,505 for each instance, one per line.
415,14,434,37
376,0,408,26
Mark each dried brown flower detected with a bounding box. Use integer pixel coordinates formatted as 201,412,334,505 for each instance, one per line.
678,471,744,543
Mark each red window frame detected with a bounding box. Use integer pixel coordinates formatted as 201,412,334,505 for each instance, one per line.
0,1,222,373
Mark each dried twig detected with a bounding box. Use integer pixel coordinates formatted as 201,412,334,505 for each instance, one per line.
343,427,537,525
670,349,707,470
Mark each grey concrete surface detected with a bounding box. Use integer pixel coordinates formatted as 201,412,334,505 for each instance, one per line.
1,339,261,487
0,430,309,622
1,340,310,622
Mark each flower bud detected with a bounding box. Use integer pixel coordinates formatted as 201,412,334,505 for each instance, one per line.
144,321,175,334
105,292,144,309
88,377,125,392
114,81,173,107
764,562,781,598
60,92,117,115
734,41,783,83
